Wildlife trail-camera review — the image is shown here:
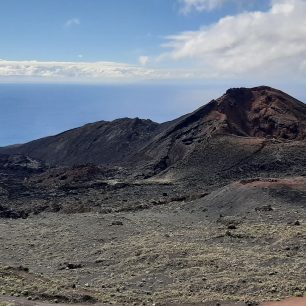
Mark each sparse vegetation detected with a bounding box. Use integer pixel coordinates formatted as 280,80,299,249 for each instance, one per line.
0,87,306,305
0,200,305,304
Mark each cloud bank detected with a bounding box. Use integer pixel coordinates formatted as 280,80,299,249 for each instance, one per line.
0,59,205,83
0,60,152,82
166,0,306,79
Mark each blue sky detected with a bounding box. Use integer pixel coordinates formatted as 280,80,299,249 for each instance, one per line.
0,0,306,145
0,0,305,82
0,0,270,64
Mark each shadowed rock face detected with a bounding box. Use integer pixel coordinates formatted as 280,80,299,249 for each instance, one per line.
0,118,162,166
1,86,305,171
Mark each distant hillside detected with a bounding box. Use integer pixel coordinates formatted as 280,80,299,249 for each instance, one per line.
0,118,165,166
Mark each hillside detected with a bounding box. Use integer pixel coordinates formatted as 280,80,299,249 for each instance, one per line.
1,85,306,215
0,118,163,166
130,86,306,181
1,86,306,305
1,86,306,174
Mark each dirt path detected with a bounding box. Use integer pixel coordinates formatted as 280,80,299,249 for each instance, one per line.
0,296,249,306
0,296,107,306
262,296,306,306
1,295,306,306
0,296,250,306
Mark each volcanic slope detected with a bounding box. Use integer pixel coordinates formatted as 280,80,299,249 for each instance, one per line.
0,118,164,166
130,86,306,183
1,86,306,185
1,86,306,305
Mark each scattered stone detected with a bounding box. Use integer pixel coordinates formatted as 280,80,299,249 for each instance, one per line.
255,205,273,212
59,262,82,270
271,287,277,293
66,263,82,269
225,230,232,236
245,301,259,306
11,265,29,272
111,221,123,226
81,295,97,303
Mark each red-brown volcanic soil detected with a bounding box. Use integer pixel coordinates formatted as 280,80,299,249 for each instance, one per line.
238,176,306,190
2,295,306,306
263,296,306,305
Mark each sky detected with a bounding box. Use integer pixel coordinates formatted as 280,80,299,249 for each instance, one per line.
1,0,305,83
0,0,306,145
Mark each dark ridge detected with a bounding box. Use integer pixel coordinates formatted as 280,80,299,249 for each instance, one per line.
0,86,305,169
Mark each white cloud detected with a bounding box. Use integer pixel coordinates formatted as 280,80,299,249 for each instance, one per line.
180,0,228,13
138,56,150,66
0,60,148,82
164,0,306,79
65,18,80,27
0,59,207,83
